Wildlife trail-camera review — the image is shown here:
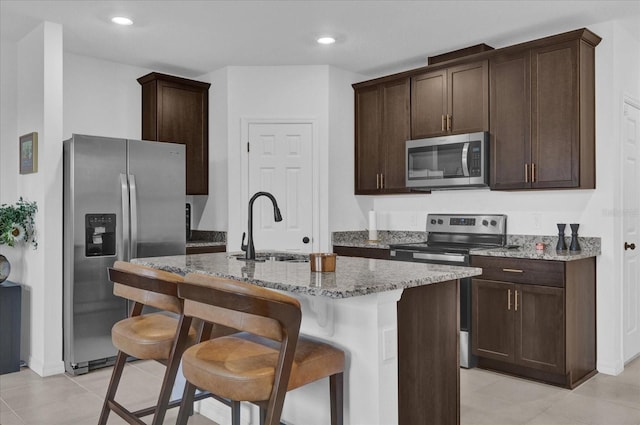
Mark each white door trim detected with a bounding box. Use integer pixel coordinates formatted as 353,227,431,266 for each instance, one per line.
241,117,320,252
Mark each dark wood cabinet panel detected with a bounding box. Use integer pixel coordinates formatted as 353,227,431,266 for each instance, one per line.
472,279,515,362
490,51,531,189
471,256,596,388
531,41,579,188
354,85,381,193
186,245,226,255
470,256,565,287
381,79,411,191
411,70,447,138
138,72,210,195
398,280,459,425
516,284,565,374
353,78,410,194
490,31,599,190
411,61,488,139
332,245,390,260
448,62,489,134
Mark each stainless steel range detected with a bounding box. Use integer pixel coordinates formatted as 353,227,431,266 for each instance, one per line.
389,213,507,368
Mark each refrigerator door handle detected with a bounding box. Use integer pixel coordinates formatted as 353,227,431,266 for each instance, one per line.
129,174,138,259
119,173,130,261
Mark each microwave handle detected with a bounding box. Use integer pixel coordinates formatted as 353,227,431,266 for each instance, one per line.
462,142,470,177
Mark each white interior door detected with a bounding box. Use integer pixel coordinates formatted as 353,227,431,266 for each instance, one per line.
248,122,313,253
623,99,640,363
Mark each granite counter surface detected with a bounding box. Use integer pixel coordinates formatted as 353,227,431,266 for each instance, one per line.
132,252,481,299
332,231,601,261
186,230,226,248
471,235,601,261
332,230,428,249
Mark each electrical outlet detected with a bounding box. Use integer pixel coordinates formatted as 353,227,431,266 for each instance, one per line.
382,328,397,361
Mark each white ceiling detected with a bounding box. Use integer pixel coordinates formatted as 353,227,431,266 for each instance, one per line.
1,1,639,79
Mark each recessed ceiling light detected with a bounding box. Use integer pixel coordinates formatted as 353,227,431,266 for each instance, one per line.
111,16,133,26
317,36,336,45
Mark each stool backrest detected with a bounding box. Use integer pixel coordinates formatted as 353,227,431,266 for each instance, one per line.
180,273,301,342
109,261,184,315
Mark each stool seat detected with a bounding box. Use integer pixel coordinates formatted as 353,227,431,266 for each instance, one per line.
112,312,197,360
182,333,345,402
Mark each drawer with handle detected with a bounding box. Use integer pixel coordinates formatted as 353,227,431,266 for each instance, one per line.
470,256,564,287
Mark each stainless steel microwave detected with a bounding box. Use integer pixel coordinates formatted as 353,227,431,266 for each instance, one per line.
406,132,489,190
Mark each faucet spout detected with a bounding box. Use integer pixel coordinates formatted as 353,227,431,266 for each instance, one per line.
245,191,283,260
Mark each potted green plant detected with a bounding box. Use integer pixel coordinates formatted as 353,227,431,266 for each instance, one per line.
0,197,38,283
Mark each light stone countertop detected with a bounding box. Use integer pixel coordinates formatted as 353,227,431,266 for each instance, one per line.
332,231,601,262
132,251,482,299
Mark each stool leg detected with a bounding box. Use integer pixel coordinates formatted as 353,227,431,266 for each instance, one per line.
231,401,241,425
151,315,193,425
98,350,128,425
330,372,344,425
176,381,198,425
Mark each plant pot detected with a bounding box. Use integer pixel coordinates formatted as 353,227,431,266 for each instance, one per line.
0,254,10,283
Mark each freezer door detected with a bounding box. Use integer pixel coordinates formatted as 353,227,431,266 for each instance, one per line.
127,139,186,258
63,134,128,374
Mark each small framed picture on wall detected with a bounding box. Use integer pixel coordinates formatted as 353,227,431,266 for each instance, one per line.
19,132,38,174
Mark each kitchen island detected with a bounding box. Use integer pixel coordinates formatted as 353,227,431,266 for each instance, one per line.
132,252,482,425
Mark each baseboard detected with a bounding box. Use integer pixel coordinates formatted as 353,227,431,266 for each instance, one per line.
597,359,624,376
197,398,256,425
27,356,65,377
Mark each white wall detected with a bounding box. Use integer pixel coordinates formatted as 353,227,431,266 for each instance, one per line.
328,66,373,233
12,21,65,376
63,53,150,140
218,65,332,251
190,67,229,232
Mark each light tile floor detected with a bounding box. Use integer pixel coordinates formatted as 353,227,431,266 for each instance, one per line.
1,357,639,424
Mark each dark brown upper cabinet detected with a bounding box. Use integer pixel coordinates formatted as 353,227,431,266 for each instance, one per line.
354,77,411,194
353,28,600,195
411,61,489,139
490,29,600,190
138,72,211,195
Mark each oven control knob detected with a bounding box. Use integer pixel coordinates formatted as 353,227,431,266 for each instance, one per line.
437,219,443,225
490,220,497,226
482,220,489,226
431,219,437,224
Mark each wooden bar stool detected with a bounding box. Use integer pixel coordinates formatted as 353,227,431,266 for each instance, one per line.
98,261,198,425
175,273,345,425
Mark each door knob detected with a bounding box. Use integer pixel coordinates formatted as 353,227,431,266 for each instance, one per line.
625,242,636,250
302,237,310,244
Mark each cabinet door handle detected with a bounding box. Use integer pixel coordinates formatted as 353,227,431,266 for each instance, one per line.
502,268,524,273
524,163,529,183
515,290,519,312
441,115,445,132
381,173,384,189
447,114,451,132
532,163,536,183
508,289,511,310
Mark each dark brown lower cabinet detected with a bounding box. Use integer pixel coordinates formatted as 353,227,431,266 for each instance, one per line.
471,256,596,388
332,245,390,259
185,245,226,255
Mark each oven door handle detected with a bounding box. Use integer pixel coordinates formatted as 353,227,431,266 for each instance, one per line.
412,252,466,263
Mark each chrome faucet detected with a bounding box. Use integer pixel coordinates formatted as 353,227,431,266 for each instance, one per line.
241,191,283,260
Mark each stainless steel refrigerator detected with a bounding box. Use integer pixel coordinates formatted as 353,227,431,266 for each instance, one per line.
63,134,185,375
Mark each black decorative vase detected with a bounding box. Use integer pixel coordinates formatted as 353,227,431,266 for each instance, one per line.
569,223,581,251
556,224,567,251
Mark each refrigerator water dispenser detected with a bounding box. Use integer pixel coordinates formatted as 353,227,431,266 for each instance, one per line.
85,214,116,256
